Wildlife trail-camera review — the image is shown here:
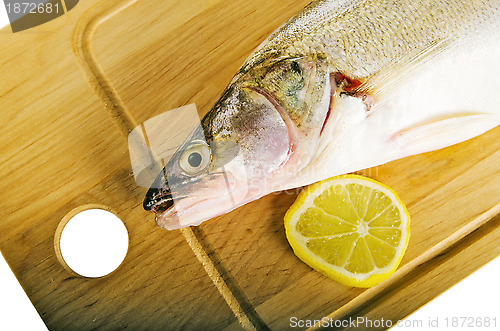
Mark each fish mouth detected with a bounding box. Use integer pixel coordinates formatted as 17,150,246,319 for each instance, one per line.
154,196,217,230
143,171,242,230
143,175,209,214
143,186,176,214
143,191,176,214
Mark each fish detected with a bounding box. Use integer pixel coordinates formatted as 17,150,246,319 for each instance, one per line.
143,0,500,230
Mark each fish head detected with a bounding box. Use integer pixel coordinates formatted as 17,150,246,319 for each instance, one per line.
143,83,291,229
142,123,246,229
143,56,333,229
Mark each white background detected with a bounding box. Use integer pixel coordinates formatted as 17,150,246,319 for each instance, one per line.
0,4,499,330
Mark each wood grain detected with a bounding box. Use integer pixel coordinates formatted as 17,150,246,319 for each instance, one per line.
0,0,238,329
319,212,500,331
0,0,498,330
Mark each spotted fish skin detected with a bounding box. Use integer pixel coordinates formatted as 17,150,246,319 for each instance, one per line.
144,0,500,230
240,0,500,79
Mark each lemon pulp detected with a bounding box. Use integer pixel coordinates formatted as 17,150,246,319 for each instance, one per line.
284,175,410,287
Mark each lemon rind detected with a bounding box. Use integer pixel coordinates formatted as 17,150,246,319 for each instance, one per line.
284,174,410,288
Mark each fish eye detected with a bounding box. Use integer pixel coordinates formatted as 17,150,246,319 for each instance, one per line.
179,141,211,176
188,152,202,168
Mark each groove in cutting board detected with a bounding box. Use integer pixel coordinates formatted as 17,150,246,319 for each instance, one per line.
186,227,270,331
1,0,494,328
72,0,138,135
314,211,500,330
71,0,268,328
308,204,500,330
81,0,500,328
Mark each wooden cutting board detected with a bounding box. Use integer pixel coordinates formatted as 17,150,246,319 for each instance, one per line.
1,0,499,330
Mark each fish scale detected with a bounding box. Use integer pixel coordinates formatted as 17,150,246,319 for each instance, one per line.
244,0,500,78
144,0,500,230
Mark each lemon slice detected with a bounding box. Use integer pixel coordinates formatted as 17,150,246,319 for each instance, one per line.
284,174,410,287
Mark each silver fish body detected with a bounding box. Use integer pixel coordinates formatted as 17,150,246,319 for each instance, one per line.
144,0,500,229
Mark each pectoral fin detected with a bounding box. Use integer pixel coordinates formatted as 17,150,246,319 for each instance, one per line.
363,38,454,101
391,113,500,155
